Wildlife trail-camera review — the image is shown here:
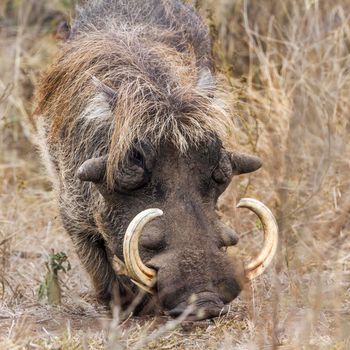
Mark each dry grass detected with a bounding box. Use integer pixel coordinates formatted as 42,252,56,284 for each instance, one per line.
1,0,349,349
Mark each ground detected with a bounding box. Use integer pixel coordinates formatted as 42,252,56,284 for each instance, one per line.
0,0,349,349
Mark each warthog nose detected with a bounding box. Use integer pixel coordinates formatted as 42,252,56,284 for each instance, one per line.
167,299,229,320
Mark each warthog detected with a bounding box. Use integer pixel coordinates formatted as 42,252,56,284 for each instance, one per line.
34,0,278,319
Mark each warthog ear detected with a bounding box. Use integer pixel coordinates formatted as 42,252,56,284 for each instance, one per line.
77,156,107,183
229,152,262,175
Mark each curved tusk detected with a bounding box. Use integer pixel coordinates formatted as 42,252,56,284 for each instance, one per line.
237,198,278,280
123,208,163,292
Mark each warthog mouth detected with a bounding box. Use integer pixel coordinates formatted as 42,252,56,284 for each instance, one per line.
112,198,278,316
166,292,229,320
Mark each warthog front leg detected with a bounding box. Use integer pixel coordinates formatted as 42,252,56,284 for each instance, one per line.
71,231,137,308
71,231,120,302
70,230,159,315
59,205,136,308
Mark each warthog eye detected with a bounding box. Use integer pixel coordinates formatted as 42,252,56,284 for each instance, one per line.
115,163,149,192
115,150,151,192
212,148,262,186
115,145,154,193
212,151,233,185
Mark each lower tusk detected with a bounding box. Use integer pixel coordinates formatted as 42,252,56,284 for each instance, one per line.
237,198,278,280
123,208,163,292
113,256,155,294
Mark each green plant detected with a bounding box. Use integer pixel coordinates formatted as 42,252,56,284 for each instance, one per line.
38,250,71,305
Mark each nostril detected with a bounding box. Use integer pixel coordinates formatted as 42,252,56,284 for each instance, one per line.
167,307,185,318
166,301,187,317
145,257,161,271
146,262,159,271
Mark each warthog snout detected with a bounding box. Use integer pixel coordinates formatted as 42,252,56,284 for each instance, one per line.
117,179,278,319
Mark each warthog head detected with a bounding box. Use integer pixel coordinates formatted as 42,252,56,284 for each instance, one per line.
78,137,278,319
